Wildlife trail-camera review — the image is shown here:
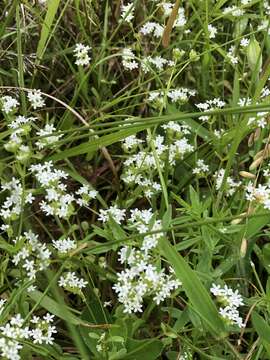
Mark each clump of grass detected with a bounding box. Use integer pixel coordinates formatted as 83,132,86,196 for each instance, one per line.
1,0,270,359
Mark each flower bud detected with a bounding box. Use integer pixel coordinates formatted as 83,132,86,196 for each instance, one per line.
239,171,256,179
240,238,247,258
247,36,262,72
249,156,263,170
189,50,200,62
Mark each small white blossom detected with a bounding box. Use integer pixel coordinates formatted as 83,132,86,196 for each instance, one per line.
140,21,164,38
27,89,45,109
36,124,63,149
208,24,217,39
121,2,134,23
74,43,91,66
52,237,77,254
122,48,138,70
98,205,126,224
1,96,19,114
240,38,249,47
59,271,87,291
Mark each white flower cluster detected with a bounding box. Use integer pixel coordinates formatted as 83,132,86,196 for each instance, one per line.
0,96,19,114
208,24,217,39
121,2,134,23
98,205,126,224
113,209,181,313
52,237,77,254
140,21,164,38
196,97,225,121
30,161,74,219
27,89,45,109
122,49,175,73
227,46,238,65
76,184,98,206
122,48,139,70
0,178,34,221
0,313,56,360
58,271,87,292
214,169,241,196
223,6,244,17
73,43,91,66
247,111,269,129
240,38,249,47
192,159,209,175
121,123,193,197
122,134,143,152
142,56,175,73
148,87,196,106
8,115,36,130
162,121,191,135
12,230,51,283
4,115,36,162
210,283,244,328
30,162,97,218
156,3,187,27
36,123,63,150
238,97,252,107
245,181,270,210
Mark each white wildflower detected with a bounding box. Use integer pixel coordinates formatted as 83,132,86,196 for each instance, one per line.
27,89,45,109
121,2,134,23
74,43,91,66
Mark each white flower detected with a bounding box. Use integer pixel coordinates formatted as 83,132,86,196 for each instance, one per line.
122,135,143,151
192,159,209,175
98,205,126,224
196,97,225,121
58,271,87,291
27,89,45,109
140,21,164,38
219,306,244,327
211,283,244,328
240,38,249,47
214,169,241,196
122,48,138,70
52,237,77,254
0,178,33,220
141,56,174,73
1,96,19,114
227,46,238,65
238,97,252,106
121,2,134,23
74,43,91,66
76,185,97,206
36,124,63,149
174,7,186,27
208,24,217,39
223,6,244,16
8,115,36,129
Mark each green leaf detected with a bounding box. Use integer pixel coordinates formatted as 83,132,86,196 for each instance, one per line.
28,290,83,325
36,0,61,63
48,124,148,161
122,338,163,360
251,311,270,355
158,238,226,335
245,208,270,239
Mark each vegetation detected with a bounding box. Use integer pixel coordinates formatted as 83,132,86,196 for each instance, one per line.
1,0,270,358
